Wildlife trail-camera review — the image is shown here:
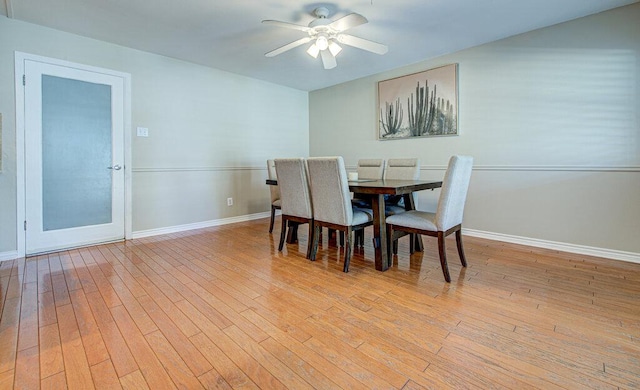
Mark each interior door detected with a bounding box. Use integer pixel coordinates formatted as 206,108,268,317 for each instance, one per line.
24,59,125,255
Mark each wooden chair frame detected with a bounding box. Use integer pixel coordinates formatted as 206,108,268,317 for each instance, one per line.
310,220,372,272
279,215,314,259
387,223,467,282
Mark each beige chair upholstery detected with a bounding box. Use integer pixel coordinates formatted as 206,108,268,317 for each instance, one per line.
384,158,421,252
266,159,281,233
352,159,385,247
274,158,314,259
386,155,473,282
357,159,385,180
384,158,420,180
307,157,373,272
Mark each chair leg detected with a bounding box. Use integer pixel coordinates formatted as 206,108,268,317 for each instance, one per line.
343,228,352,272
414,234,424,252
339,231,345,247
437,231,451,282
269,206,276,233
393,238,398,255
455,228,467,267
310,224,321,261
306,222,314,259
278,217,287,252
409,233,415,254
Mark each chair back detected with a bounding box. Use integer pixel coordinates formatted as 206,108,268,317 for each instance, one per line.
384,158,420,180
357,159,384,180
307,157,353,226
435,155,474,230
274,158,313,219
266,159,280,203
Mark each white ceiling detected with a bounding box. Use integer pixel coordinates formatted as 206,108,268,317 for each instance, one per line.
3,0,637,91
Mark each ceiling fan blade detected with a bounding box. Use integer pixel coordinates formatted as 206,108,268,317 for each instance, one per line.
262,20,311,32
320,49,337,69
329,13,368,32
265,37,313,57
337,34,388,55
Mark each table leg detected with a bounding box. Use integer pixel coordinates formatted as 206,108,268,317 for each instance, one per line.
286,221,299,244
403,193,424,252
371,194,390,271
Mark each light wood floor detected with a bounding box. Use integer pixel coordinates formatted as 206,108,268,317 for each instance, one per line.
1,218,639,389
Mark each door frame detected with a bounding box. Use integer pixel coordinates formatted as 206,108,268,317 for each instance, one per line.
15,52,133,257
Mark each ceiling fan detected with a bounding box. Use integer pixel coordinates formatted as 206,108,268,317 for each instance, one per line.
262,7,388,70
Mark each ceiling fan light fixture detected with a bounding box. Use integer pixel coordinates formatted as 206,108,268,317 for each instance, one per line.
306,43,320,58
328,41,342,56
316,35,329,51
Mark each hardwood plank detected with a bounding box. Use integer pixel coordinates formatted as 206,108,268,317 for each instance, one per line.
5,219,640,389
182,281,269,343
303,335,401,389
38,291,57,328
0,297,20,374
184,317,286,389
241,308,369,390
84,291,138,377
145,330,203,389
119,370,150,390
222,325,313,390
56,304,95,390
49,254,72,307
136,294,212,377
14,345,40,389
39,323,64,380
131,270,200,337
17,281,39,352
109,305,176,390
90,359,122,390
197,369,233,390
68,288,111,366
0,370,14,390
159,272,233,330
40,371,67,390
190,332,257,390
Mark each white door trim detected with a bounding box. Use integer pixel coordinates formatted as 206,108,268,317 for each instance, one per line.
15,52,133,258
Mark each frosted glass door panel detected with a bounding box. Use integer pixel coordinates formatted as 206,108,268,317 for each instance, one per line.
42,75,113,231
24,56,126,255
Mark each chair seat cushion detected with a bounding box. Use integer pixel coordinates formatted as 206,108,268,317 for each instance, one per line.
272,199,281,207
386,210,437,231
352,208,373,225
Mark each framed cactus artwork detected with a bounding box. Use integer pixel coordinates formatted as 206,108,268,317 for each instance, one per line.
378,63,458,140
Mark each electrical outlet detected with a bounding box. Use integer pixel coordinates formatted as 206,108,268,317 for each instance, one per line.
227,197,233,206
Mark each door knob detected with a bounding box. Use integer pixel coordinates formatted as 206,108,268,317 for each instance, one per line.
108,164,122,170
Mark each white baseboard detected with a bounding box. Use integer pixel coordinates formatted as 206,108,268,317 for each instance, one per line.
463,228,640,264
0,251,20,262
132,211,273,239
4,220,637,265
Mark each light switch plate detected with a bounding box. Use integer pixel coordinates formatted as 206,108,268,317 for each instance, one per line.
136,127,149,137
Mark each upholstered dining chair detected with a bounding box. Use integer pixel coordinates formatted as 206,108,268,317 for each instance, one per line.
274,158,314,259
384,158,420,213
352,159,385,246
357,159,385,180
266,159,281,233
307,157,373,272
384,158,421,252
386,155,473,282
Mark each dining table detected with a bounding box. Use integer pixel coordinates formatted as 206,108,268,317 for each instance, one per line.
265,178,443,271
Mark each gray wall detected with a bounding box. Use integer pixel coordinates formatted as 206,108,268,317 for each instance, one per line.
0,17,309,256
309,4,640,255
2,4,639,260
